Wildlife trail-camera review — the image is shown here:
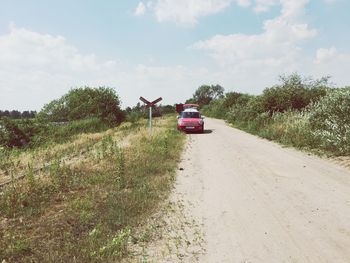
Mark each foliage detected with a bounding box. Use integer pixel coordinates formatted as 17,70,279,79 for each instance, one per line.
38,86,124,124
260,73,328,114
193,73,349,156
308,87,350,154
0,116,185,262
188,84,225,107
0,117,112,149
126,111,143,124
125,103,174,121
34,118,111,146
0,110,36,119
160,104,176,114
202,92,256,119
226,96,263,123
0,117,30,147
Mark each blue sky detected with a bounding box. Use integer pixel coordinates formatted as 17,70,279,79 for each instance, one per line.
1,0,350,110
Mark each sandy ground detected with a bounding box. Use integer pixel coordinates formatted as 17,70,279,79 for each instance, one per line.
164,118,350,263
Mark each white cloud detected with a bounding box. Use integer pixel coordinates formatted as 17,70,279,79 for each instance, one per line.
0,26,212,110
134,0,314,26
236,0,252,7
134,2,147,16
254,0,279,13
311,48,350,86
153,0,231,26
192,0,320,85
315,47,338,64
0,26,122,110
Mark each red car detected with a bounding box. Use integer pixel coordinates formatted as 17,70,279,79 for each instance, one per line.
177,108,204,133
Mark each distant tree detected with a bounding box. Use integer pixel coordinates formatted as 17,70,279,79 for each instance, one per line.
223,92,244,108
21,111,31,119
132,102,142,112
2,110,10,118
125,107,132,114
185,98,196,104
9,110,21,119
0,110,36,119
161,105,175,114
191,84,225,107
29,111,37,118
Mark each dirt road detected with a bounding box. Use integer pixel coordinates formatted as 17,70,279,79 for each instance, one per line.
175,118,350,263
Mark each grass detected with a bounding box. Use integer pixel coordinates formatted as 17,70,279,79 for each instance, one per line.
228,111,333,157
0,115,185,262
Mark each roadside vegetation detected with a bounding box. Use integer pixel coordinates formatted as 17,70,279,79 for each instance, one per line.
0,86,183,262
191,74,350,156
0,87,125,149
0,115,184,262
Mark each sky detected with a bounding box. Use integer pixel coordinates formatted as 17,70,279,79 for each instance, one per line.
1,0,350,111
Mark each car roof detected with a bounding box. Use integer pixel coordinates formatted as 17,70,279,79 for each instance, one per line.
183,108,199,113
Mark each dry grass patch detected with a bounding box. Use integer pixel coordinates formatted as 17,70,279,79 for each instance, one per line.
0,115,185,262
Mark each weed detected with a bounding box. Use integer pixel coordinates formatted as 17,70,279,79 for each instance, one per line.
0,115,185,262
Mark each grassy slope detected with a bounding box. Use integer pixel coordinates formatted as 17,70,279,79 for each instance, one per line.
0,115,185,262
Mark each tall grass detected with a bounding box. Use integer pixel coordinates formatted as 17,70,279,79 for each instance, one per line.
205,86,350,156
0,115,185,262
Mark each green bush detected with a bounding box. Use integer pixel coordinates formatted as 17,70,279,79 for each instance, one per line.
309,88,350,154
126,112,142,124
202,92,253,119
260,74,328,114
0,118,30,147
202,98,226,119
226,96,264,123
38,87,124,124
264,111,318,148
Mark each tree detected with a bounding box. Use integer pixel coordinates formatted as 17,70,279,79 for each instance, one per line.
223,92,244,108
38,87,124,124
260,73,329,114
3,110,10,117
191,84,225,107
9,110,21,119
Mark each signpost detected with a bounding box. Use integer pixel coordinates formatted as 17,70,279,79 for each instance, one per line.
139,96,163,133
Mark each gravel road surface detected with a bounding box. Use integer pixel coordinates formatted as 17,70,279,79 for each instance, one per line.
175,118,350,263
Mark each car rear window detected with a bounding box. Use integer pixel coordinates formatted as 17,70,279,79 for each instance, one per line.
181,112,200,118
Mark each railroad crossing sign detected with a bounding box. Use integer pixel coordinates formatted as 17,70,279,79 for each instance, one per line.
139,96,163,133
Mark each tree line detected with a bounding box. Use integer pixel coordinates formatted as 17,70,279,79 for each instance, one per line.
0,110,37,119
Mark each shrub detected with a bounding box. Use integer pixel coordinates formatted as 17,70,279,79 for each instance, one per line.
38,87,124,124
265,111,318,148
0,118,30,147
226,96,264,124
309,88,350,154
126,111,142,124
203,93,254,119
202,98,226,119
260,73,328,114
